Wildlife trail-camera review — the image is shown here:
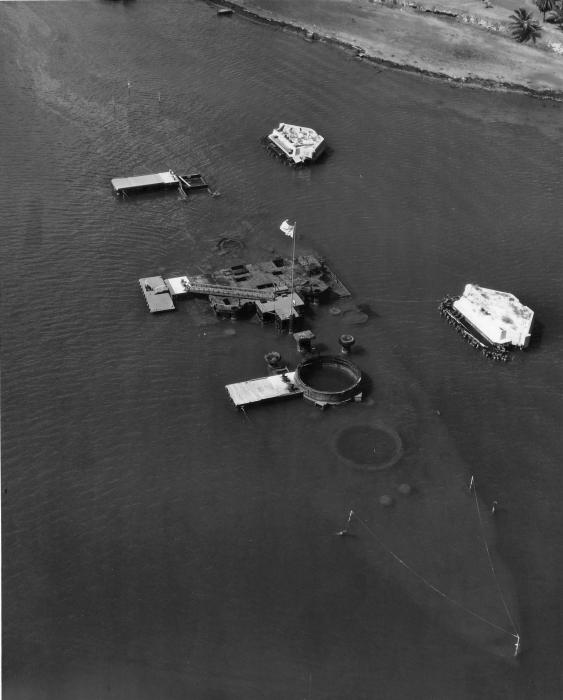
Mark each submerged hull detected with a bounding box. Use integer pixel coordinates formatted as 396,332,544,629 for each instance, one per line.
299,341,522,660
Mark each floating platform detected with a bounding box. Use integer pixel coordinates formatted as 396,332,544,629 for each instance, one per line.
453,283,533,348
177,173,209,190
264,123,326,166
439,297,510,361
112,170,208,196
139,277,175,313
226,371,303,408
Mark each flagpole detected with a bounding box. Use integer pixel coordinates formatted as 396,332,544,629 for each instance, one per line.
289,221,297,334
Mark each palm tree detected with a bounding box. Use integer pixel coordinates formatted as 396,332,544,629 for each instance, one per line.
509,8,542,42
536,0,555,21
547,3,563,26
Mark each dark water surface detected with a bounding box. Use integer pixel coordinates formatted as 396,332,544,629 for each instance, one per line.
298,365,355,392
336,426,399,466
2,1,563,698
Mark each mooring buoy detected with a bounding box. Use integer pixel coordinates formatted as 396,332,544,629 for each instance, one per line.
264,351,281,368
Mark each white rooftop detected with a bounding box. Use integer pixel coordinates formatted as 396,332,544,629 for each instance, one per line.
453,284,534,347
165,276,190,296
256,292,304,321
268,122,324,163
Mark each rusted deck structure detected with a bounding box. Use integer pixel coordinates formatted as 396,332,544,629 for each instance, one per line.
140,254,350,321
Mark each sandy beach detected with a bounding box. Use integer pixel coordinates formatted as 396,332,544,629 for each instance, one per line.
213,0,563,96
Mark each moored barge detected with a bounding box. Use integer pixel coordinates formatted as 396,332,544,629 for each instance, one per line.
264,123,325,166
439,284,534,361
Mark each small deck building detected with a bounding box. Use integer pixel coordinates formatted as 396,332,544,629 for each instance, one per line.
255,292,304,330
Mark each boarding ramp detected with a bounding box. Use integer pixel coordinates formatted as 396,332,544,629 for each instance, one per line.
182,278,276,301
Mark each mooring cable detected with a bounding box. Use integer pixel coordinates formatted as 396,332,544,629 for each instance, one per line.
348,510,518,641
470,478,520,639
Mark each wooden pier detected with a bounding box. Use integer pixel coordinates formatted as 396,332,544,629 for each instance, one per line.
139,277,175,313
112,170,208,196
112,171,178,195
226,371,303,408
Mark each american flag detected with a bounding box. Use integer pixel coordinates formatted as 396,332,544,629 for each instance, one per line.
280,219,295,238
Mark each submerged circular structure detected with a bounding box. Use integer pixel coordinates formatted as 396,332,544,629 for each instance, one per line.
341,308,369,326
334,423,403,471
294,354,362,406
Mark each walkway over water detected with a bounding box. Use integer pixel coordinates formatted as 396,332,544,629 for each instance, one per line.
183,279,276,301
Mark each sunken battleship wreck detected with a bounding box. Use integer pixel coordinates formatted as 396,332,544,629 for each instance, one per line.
139,253,350,329
139,264,523,657
439,283,534,361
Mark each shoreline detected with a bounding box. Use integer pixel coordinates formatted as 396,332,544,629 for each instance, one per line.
209,0,563,99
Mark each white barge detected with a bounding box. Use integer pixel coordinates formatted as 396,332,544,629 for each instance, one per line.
454,284,534,347
439,284,534,360
265,123,325,165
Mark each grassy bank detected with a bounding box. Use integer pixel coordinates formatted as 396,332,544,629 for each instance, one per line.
211,0,563,97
